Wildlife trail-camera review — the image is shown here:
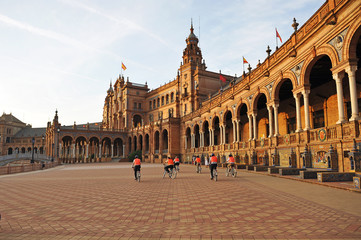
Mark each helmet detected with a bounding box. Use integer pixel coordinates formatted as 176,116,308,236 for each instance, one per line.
229,154,232,157
135,155,138,158
211,153,215,156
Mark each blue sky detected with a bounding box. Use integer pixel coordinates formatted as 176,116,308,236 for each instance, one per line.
0,0,323,127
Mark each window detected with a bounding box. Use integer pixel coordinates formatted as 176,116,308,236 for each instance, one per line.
138,103,141,109
149,101,152,110
313,110,325,129
171,92,174,102
166,95,169,104
161,96,164,106
153,100,156,109
157,98,160,107
287,117,296,133
134,102,137,109
6,137,10,143
184,88,188,97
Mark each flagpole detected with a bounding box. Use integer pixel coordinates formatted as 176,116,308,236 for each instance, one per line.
275,28,278,49
242,56,244,75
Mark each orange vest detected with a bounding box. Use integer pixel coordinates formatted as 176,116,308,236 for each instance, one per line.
228,157,235,163
174,158,180,163
211,156,217,163
134,158,141,166
196,157,201,163
168,158,174,165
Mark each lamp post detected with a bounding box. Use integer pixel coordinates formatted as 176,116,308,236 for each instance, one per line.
42,135,45,155
31,137,35,164
57,127,60,162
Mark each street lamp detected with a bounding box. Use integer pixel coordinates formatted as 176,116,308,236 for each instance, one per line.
31,137,35,164
57,127,60,161
42,135,45,155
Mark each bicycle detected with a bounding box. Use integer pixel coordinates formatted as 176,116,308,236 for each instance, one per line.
163,166,177,179
212,168,217,181
196,163,202,173
225,164,237,178
174,164,180,172
135,169,141,182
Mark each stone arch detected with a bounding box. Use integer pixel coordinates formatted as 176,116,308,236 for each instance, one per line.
162,129,168,152
301,46,339,86
154,131,160,153
222,109,233,124
193,124,200,148
185,127,191,149
251,89,271,111
202,120,210,147
132,114,142,128
343,15,361,61
272,71,297,101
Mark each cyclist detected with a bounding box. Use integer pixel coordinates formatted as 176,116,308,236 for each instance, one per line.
227,154,236,174
164,156,174,176
195,155,201,172
132,155,141,180
209,153,218,180
174,156,180,171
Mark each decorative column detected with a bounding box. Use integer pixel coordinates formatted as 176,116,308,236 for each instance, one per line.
248,114,253,140
200,131,204,147
86,144,89,158
236,120,240,142
273,103,280,136
184,136,187,149
111,144,114,158
346,66,360,121
333,73,346,124
222,125,226,144
232,121,236,143
302,90,311,130
122,145,125,158
252,113,257,140
72,143,76,158
191,134,195,148
209,128,213,146
99,144,102,158
294,93,302,132
267,106,273,137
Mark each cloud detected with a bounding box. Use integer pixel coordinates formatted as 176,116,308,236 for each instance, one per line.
0,13,121,60
59,0,178,53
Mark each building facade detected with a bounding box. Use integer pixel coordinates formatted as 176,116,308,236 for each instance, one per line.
43,0,361,172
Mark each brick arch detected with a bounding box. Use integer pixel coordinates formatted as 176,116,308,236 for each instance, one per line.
272,71,297,102
221,109,233,124
193,123,200,133
251,88,271,111
210,114,221,129
343,12,361,61
236,100,249,116
301,46,339,86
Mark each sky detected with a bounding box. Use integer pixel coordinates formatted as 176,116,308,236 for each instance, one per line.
0,0,323,128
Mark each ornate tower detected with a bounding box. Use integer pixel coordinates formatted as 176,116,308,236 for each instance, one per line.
182,20,202,65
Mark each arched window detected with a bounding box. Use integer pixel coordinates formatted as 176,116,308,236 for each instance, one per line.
161,96,164,106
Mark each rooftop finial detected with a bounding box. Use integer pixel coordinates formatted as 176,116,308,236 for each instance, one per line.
190,18,194,33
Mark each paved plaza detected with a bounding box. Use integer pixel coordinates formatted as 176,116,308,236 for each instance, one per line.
0,162,361,240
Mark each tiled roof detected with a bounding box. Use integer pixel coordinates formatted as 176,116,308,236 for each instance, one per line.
0,113,25,124
14,127,46,138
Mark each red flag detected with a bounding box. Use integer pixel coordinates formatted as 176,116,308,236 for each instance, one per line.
276,28,282,43
121,62,127,70
243,57,248,64
220,74,226,83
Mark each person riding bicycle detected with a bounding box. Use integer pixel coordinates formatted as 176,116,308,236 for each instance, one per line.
227,154,236,171
164,156,174,174
132,155,141,180
174,156,180,169
195,155,201,171
209,153,218,180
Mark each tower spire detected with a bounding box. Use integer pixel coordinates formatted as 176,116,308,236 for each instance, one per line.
190,18,194,33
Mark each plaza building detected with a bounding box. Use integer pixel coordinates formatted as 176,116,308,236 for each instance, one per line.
10,0,361,172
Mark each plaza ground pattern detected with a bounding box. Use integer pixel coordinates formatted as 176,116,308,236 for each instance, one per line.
1,162,361,240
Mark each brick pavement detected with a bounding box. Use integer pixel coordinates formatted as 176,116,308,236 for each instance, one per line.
0,162,361,240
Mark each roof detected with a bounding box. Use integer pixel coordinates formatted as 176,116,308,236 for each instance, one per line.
0,113,25,125
14,127,46,138
61,122,102,131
